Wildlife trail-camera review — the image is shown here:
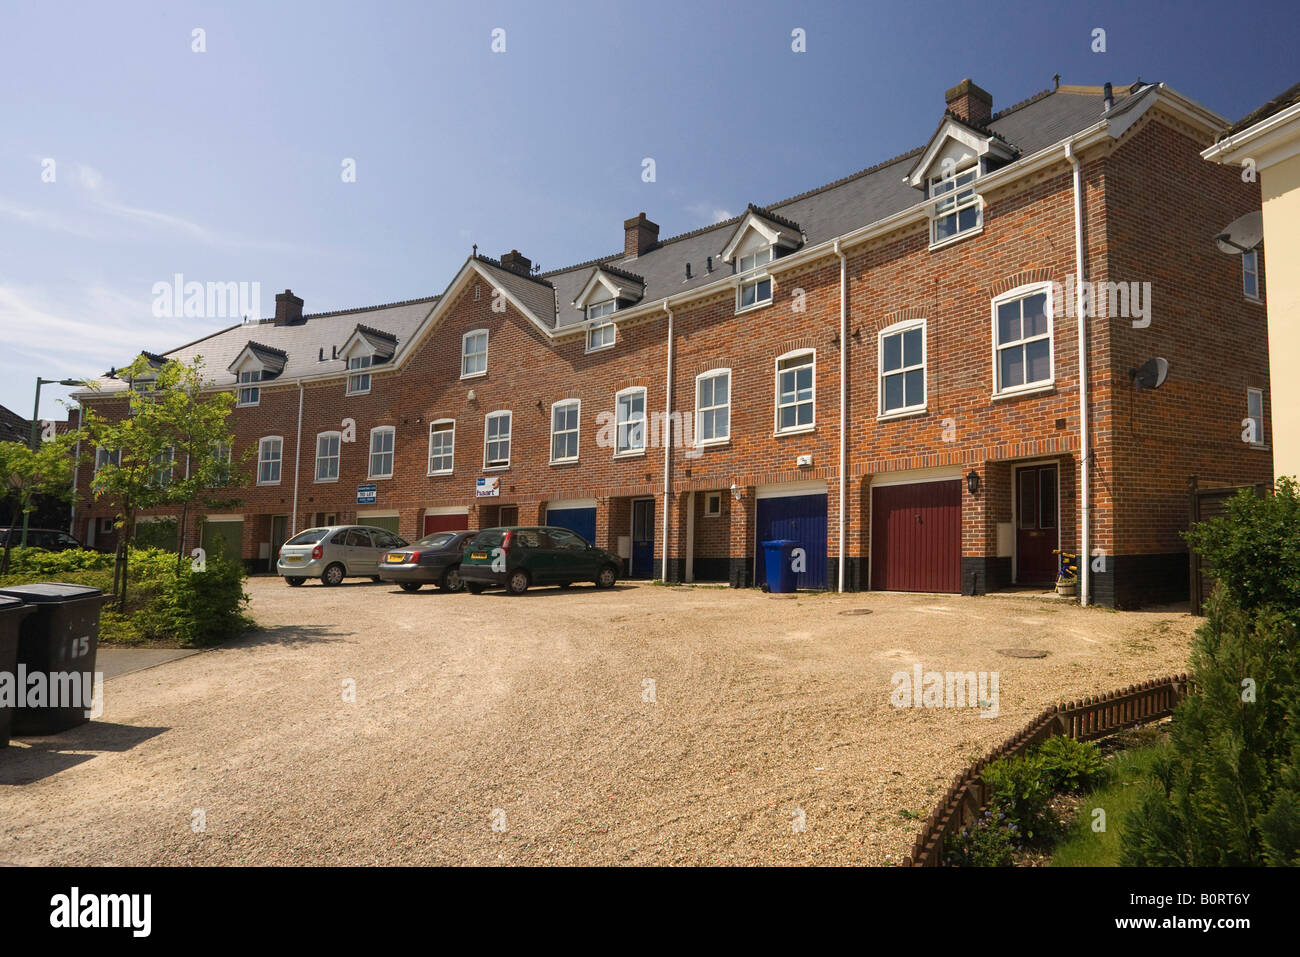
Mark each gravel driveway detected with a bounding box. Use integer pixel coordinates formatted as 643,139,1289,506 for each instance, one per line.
0,578,1197,865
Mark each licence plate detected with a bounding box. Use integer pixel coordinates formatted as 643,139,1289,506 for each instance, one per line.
385,554,406,563
284,556,303,564
470,552,488,560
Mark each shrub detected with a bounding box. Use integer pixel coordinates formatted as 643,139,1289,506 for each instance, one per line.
945,808,1016,866
1036,736,1107,792
1184,476,1300,623
138,553,252,647
982,753,1057,846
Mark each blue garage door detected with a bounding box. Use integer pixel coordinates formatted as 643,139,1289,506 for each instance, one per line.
755,493,828,590
545,506,597,545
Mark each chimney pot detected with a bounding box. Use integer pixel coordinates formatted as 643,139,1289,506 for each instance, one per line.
274,289,304,326
500,249,532,275
623,212,660,258
1103,81,1114,112
944,78,993,127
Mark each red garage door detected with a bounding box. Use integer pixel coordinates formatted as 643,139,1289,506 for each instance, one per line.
424,512,469,535
871,480,961,593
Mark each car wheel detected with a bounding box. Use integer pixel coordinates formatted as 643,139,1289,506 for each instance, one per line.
506,569,530,595
370,576,382,582
466,583,486,595
321,563,345,586
400,582,422,593
285,576,305,587
440,565,463,592
596,565,618,589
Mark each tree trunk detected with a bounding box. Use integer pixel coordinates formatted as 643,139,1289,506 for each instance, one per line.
176,504,189,575
1,515,18,577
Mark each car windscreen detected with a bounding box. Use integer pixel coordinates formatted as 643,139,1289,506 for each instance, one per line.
285,528,330,546
469,530,504,548
414,533,456,548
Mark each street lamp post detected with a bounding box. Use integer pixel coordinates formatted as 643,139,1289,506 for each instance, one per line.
19,376,85,549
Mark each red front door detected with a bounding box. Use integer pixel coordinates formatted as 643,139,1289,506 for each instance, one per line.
424,512,469,535
1016,464,1058,583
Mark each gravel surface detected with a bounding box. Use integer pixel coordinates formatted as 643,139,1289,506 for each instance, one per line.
0,579,1197,865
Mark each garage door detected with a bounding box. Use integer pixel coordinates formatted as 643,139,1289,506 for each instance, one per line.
361,515,401,536
135,519,178,552
545,502,597,545
871,480,961,593
424,512,469,535
755,493,828,590
201,520,243,562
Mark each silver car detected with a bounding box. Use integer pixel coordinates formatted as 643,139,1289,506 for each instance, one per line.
276,525,409,586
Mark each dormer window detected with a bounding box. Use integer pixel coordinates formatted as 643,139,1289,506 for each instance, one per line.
586,300,616,352
929,164,981,245
737,247,773,273
721,206,799,315
347,355,372,395
238,369,261,406
737,248,774,312
574,266,643,348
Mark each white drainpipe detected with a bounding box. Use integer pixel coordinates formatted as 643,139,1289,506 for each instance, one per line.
661,299,674,582
1065,140,1091,607
290,382,304,536
834,239,848,592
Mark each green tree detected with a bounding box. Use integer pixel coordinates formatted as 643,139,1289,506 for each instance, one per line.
0,430,81,575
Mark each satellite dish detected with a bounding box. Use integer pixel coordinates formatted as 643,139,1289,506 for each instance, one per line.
1131,357,1169,391
1215,210,1263,254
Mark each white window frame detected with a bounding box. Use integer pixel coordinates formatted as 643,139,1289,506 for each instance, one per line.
461,329,489,378
484,411,512,469
237,368,261,407
1243,249,1260,301
346,354,372,395
878,320,928,417
1247,387,1265,447
550,399,581,464
928,163,982,247
315,431,341,483
368,426,395,480
703,492,722,517
150,446,175,487
614,387,647,457
94,447,121,473
694,368,731,446
775,349,816,434
427,419,455,475
991,282,1055,397
735,246,774,313
585,301,617,352
212,441,231,484
257,436,282,486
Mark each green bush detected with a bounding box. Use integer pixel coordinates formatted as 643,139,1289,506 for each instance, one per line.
0,546,251,647
1120,589,1300,866
945,808,1016,866
1184,476,1300,623
982,752,1057,846
1036,736,1107,792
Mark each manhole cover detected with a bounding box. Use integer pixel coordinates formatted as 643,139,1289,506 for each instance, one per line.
997,648,1049,658
839,608,873,616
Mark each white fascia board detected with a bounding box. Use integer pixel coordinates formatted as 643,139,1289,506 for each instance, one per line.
1202,101,1300,167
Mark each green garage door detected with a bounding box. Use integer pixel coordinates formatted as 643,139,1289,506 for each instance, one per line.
135,519,178,551
201,520,243,562
362,515,401,536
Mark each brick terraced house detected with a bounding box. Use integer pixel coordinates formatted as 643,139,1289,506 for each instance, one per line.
70,77,1271,607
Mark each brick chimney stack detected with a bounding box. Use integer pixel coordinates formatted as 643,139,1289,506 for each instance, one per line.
944,78,993,127
500,250,532,275
623,212,660,258
274,289,304,325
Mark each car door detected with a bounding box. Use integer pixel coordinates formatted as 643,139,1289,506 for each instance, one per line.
545,528,597,580
346,528,378,575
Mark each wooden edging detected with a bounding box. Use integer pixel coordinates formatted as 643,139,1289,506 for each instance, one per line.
900,674,1191,867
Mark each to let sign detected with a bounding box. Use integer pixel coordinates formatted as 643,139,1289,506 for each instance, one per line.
357,484,377,505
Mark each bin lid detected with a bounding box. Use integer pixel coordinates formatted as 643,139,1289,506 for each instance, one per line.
0,582,106,603
0,594,27,611
761,539,800,548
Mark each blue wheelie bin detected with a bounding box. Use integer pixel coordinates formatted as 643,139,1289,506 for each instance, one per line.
0,595,37,747
761,540,800,593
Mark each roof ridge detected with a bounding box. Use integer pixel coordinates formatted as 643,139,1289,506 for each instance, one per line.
250,294,442,324
745,202,803,232
355,322,397,342
245,340,289,358
593,262,646,285
991,86,1055,120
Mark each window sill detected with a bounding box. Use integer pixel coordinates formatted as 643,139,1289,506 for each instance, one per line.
460,371,487,381
256,481,281,487
367,475,393,482
991,382,1055,402
346,390,371,397
428,469,454,477
550,458,580,467
584,344,615,355
613,450,646,460
314,477,339,484
928,225,984,252
236,402,259,409
774,426,816,437
694,439,731,450
1245,295,1264,306
878,407,928,422
483,465,510,472
734,297,774,317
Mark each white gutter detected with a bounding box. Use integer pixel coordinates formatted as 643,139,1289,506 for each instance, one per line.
1065,139,1091,607
661,299,674,581
69,398,82,536
834,239,847,593
290,382,304,536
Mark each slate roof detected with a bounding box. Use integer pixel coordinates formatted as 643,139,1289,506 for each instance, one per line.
0,404,28,442
1221,79,1300,138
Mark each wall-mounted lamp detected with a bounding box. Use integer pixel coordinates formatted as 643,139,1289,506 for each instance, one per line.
730,482,743,502
966,470,981,495
467,389,477,403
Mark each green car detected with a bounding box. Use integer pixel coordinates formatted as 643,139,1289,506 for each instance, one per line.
459,526,621,595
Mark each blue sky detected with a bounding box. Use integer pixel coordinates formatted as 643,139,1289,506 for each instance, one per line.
1,0,1295,421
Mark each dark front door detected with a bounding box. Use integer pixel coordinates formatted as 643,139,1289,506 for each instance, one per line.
269,515,288,572
630,499,654,578
1016,464,1058,583
498,505,519,526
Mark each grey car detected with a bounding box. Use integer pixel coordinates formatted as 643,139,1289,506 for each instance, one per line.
276,525,409,586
